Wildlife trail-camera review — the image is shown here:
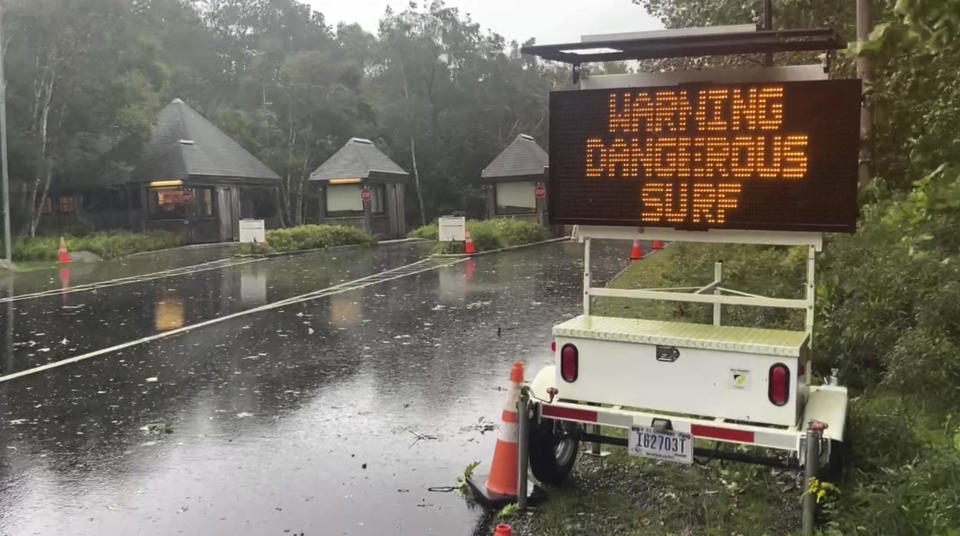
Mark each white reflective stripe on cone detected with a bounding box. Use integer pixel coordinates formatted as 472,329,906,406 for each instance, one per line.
498,420,519,443
502,384,520,412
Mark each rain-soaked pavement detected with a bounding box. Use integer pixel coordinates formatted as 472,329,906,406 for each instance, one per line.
0,239,628,535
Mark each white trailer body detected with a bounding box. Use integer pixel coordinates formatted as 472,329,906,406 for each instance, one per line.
552,315,809,428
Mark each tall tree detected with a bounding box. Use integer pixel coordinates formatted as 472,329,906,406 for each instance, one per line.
5,0,169,235
370,1,562,223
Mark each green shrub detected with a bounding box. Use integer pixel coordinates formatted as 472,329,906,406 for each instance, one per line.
428,219,545,254
407,222,438,240
265,224,376,252
817,165,960,406
13,231,181,262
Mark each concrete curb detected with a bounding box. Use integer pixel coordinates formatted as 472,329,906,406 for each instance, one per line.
430,237,571,259
125,241,240,258
233,237,427,259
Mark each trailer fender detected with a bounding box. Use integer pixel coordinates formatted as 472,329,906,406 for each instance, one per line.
530,365,556,403
803,385,848,443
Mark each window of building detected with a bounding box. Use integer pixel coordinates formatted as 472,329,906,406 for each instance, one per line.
41,197,52,214
196,187,214,218
495,181,536,214
241,187,278,219
57,196,77,214
148,188,188,220
369,184,386,215
326,184,362,215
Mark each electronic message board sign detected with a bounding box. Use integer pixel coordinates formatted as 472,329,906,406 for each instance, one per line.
548,79,862,232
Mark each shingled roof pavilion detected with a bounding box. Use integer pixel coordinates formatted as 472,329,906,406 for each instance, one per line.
132,98,281,243
309,137,409,238
481,134,548,222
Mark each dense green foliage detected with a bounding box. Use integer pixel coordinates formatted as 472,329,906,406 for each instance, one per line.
605,2,960,534
0,0,566,237
265,224,375,252
407,222,440,240
12,231,180,261
408,218,545,253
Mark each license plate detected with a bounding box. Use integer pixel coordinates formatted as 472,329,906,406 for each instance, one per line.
627,425,693,465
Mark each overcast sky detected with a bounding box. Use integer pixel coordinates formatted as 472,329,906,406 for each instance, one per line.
305,0,663,44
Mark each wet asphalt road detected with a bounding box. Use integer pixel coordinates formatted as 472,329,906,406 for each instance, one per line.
0,240,628,535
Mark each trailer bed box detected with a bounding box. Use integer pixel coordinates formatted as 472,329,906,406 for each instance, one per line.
552,315,809,428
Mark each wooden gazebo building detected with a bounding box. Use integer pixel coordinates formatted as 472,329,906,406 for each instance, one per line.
131,98,281,244
308,137,408,238
481,134,548,224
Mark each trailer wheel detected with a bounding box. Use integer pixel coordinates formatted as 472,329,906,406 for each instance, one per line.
528,416,581,486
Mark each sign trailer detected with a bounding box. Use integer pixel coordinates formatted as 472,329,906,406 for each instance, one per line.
517,25,857,533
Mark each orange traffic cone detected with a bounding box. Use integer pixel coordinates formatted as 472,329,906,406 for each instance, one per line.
486,362,523,496
630,239,643,261
653,239,664,251
466,362,528,506
465,228,477,255
494,524,512,536
58,236,72,264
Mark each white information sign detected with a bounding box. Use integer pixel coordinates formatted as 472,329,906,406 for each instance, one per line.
238,219,266,243
438,216,466,242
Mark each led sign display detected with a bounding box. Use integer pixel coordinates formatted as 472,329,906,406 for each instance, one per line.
548,79,862,232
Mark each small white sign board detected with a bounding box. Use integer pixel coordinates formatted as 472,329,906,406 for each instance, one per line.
438,216,466,242
238,219,266,243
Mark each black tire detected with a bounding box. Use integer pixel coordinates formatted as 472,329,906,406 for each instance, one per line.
528,413,582,486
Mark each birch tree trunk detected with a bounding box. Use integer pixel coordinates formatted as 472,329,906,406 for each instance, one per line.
409,136,425,227
399,62,426,226
27,65,56,237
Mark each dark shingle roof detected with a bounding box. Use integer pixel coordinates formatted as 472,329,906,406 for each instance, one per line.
481,134,548,179
309,138,408,182
133,98,280,182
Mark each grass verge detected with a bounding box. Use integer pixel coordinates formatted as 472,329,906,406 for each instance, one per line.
508,449,805,536
265,224,376,253
13,231,181,262
407,219,545,254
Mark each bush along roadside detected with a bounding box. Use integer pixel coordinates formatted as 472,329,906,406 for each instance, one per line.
13,231,181,262
264,224,376,253
407,218,545,254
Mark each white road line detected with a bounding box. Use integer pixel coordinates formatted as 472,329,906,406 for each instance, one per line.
0,257,268,304
0,257,466,384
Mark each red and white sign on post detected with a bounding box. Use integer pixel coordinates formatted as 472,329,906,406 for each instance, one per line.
534,183,546,199
361,186,372,203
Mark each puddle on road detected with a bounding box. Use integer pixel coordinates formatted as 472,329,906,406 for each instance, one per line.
0,240,627,535
0,242,434,375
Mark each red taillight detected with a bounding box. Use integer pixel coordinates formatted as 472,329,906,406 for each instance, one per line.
768,363,790,406
560,344,578,382
551,341,556,353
